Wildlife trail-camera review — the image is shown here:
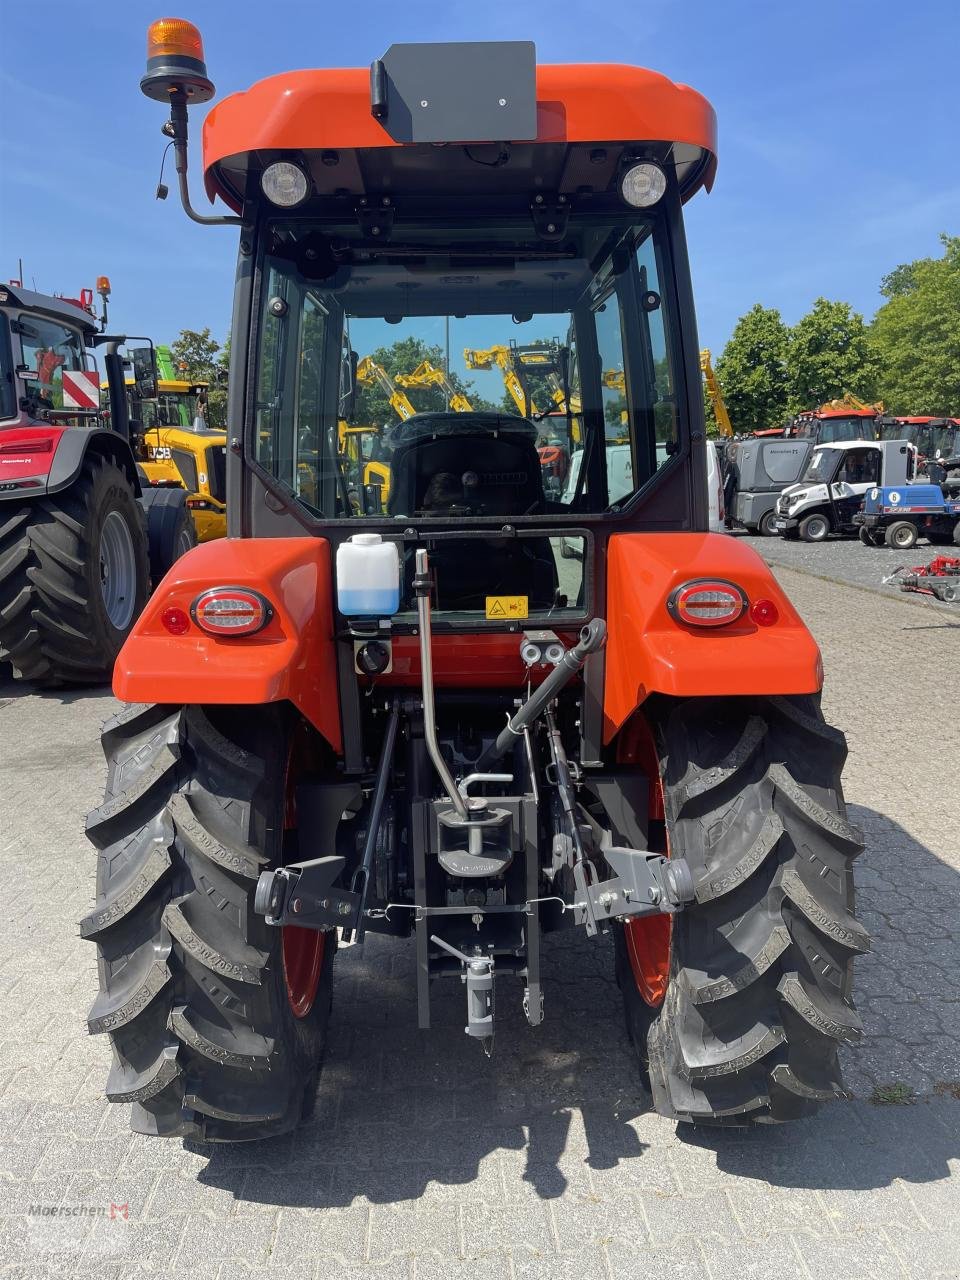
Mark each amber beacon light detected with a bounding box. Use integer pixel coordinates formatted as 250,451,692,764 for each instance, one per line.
140,18,215,102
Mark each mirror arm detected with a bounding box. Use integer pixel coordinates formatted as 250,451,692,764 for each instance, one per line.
168,91,244,227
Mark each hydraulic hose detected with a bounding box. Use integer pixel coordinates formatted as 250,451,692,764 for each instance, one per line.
475,618,606,771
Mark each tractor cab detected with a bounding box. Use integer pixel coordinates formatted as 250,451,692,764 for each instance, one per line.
876,416,960,467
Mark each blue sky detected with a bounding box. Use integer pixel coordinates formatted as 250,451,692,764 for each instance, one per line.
2,0,956,373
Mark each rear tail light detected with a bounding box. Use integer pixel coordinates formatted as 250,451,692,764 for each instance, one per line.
667,579,747,627
191,587,273,636
749,598,780,627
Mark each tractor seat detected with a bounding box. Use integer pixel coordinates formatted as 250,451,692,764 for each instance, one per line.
387,413,558,611
387,413,545,518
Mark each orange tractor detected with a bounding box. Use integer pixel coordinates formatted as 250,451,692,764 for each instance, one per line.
83,24,867,1140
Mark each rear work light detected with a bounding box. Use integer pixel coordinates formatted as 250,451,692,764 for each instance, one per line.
191,587,273,636
667,579,748,627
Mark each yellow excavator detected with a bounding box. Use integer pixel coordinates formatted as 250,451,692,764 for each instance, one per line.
699,349,733,438
346,355,420,502
463,345,539,418
817,393,885,414
356,355,417,421
396,358,473,412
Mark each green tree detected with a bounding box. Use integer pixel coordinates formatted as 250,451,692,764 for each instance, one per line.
714,305,790,434
170,327,228,428
785,298,878,412
870,234,960,415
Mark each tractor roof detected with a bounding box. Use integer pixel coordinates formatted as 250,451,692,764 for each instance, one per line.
0,283,98,334
815,409,879,419
202,62,717,213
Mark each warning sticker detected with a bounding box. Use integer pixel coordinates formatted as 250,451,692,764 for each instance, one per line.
485,595,529,620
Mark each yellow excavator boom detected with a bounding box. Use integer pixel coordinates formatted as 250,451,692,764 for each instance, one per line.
356,355,417,421
463,345,538,417
699,349,733,437
395,359,473,412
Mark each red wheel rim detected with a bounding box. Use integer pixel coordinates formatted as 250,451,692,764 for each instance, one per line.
619,716,672,1008
283,927,325,1018
281,726,326,1019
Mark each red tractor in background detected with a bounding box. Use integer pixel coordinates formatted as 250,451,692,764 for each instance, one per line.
0,283,154,683
82,22,867,1141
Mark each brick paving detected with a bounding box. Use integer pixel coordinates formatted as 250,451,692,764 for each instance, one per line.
0,553,957,1279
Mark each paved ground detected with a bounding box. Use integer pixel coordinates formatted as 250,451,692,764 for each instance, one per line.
740,529,958,598
1,553,958,1279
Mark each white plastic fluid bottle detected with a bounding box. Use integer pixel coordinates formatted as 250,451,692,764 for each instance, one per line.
336,533,401,616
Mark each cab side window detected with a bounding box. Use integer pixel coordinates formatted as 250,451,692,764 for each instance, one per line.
17,317,86,410
840,448,880,485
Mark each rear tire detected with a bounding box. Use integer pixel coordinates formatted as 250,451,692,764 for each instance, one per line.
140,488,197,586
82,703,335,1141
858,526,881,547
885,520,918,550
0,455,149,686
636,696,866,1125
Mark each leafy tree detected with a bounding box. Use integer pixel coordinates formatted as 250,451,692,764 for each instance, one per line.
714,305,790,434
879,262,919,299
170,327,228,428
870,234,960,415
785,298,878,412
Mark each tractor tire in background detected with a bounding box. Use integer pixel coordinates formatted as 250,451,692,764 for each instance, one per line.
618,695,867,1125
884,521,918,550
140,487,197,586
82,703,334,1141
0,456,149,686
798,512,831,543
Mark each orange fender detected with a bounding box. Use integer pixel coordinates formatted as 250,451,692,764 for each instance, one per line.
603,533,821,743
113,538,342,753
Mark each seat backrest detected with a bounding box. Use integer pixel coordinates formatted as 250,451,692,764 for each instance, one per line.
387,413,545,517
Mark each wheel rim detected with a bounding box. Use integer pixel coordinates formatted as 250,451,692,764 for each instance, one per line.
620,718,672,1008
175,526,193,560
807,517,828,540
893,527,914,548
98,510,137,630
283,927,326,1019
281,728,326,1019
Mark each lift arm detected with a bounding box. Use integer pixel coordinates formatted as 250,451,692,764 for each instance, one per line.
395,359,473,412
464,345,539,417
356,355,418,421
699,348,733,438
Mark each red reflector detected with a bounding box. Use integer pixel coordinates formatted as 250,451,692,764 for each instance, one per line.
192,587,272,637
750,598,780,627
160,606,191,635
668,579,747,628
0,437,54,455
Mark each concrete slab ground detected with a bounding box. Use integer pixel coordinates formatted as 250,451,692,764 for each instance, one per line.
0,551,957,1279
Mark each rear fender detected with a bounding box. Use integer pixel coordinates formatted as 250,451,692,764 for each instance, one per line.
48,428,141,496
113,537,342,753
603,533,821,742
0,425,66,497
0,426,141,501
